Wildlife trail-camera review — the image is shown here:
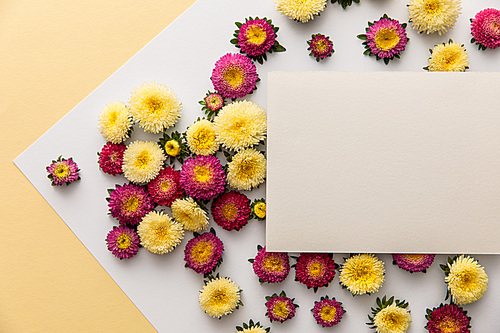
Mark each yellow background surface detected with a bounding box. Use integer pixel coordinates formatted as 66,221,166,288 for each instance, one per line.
1,1,195,331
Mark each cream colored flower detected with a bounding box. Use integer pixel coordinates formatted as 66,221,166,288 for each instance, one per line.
97,101,132,143
445,255,488,305
199,277,242,318
373,303,411,333
171,197,209,232
275,0,327,23
408,0,461,35
226,148,266,191
186,119,219,155
122,140,166,183
137,211,184,255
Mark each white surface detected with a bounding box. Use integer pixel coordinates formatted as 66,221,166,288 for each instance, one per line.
267,71,500,254
14,0,500,332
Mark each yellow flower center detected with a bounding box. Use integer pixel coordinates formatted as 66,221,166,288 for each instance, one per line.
308,261,324,278
254,202,266,218
160,179,171,192
54,164,70,179
375,28,400,51
194,127,216,149
108,111,118,126
273,301,290,318
164,140,181,156
263,256,283,272
145,96,164,114
425,0,442,15
194,165,212,183
211,289,228,305
190,241,213,264
246,25,267,45
382,311,404,330
125,196,140,212
403,254,424,261
316,40,328,52
237,159,258,178
223,67,244,88
116,233,132,249
134,150,151,169
320,305,337,322
222,203,238,220
437,319,460,333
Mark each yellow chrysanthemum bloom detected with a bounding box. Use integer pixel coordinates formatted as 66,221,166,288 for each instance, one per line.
137,211,184,255
199,277,241,318
214,101,267,151
426,41,469,72
408,0,461,35
339,254,385,296
373,303,412,333
97,101,133,143
275,0,327,23
171,197,209,232
122,141,166,183
186,119,219,156
164,139,181,157
254,202,266,219
129,82,182,133
227,148,266,191
445,255,488,305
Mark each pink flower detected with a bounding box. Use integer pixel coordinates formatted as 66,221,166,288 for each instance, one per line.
211,53,258,99
250,246,290,283
46,156,80,186
184,230,224,275
147,167,184,206
205,92,224,112
98,142,126,175
295,253,336,291
425,303,471,333
108,183,154,226
471,8,500,50
238,19,276,57
211,191,251,231
308,34,334,61
180,155,225,201
312,296,345,327
106,225,140,259
392,254,435,273
265,291,298,323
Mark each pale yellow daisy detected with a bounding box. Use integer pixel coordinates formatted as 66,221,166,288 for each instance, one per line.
275,0,327,23
97,101,132,143
129,82,182,133
425,40,469,72
445,255,488,305
122,140,166,183
373,303,412,333
226,148,266,191
408,0,462,35
186,119,219,156
171,197,209,232
199,277,242,318
137,211,184,255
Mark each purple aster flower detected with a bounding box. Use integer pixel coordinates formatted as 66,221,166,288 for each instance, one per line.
265,291,298,323
105,225,140,259
184,230,224,275
211,53,258,99
392,254,435,273
46,156,80,186
180,155,225,201
471,8,500,50
250,245,290,283
307,33,334,61
211,191,251,231
107,183,154,226
312,296,345,327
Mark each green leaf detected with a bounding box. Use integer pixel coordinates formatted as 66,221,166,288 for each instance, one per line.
357,34,367,40
235,22,242,28
230,38,238,45
273,43,286,52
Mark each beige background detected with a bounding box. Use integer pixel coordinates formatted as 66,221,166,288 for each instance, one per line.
1,1,194,331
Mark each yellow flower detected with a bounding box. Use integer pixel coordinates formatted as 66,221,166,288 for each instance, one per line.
186,119,219,156
171,197,209,232
339,254,385,296
373,303,412,333
254,202,266,219
408,0,462,35
227,148,266,191
122,141,166,183
137,211,184,255
275,0,327,23
129,82,182,133
426,41,469,72
239,327,266,333
199,277,242,318
445,255,488,305
97,101,132,143
214,100,267,151
164,139,181,156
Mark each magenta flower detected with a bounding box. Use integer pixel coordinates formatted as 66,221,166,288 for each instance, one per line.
312,296,345,327
265,291,298,323
46,156,80,186
107,183,154,226
295,253,336,291
238,19,275,57
184,229,224,276
98,142,126,175
105,225,140,259
425,303,471,333
358,14,409,65
211,191,251,231
147,167,184,206
392,254,435,273
308,33,334,61
180,155,225,201
249,245,290,283
211,53,258,99
205,92,224,112
471,8,500,50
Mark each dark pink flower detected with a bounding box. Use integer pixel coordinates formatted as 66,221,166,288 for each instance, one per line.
392,253,435,273
108,183,154,226
295,253,336,291
265,291,298,323
211,53,258,99
147,167,184,206
425,303,471,333
98,142,126,175
106,225,140,259
184,230,224,275
312,296,345,327
308,33,334,61
180,155,225,201
46,156,80,186
251,246,290,283
211,191,251,231
238,19,276,57
471,8,500,50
